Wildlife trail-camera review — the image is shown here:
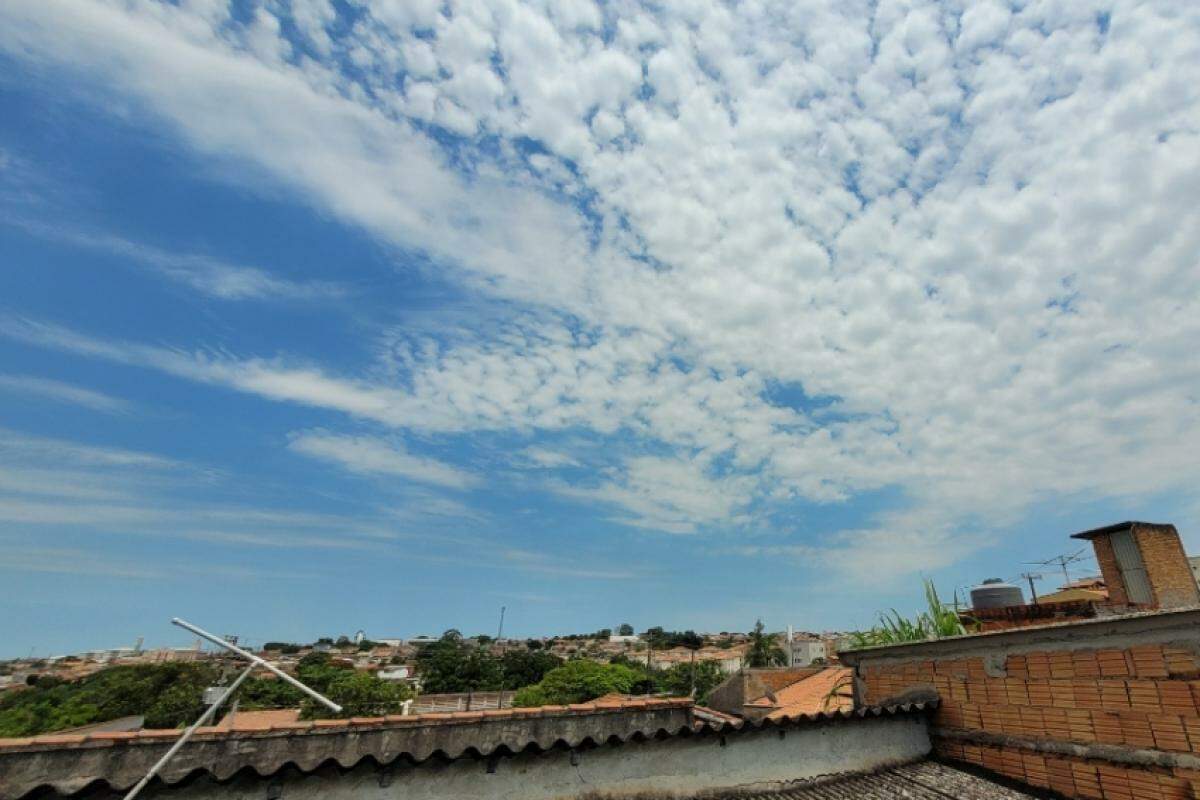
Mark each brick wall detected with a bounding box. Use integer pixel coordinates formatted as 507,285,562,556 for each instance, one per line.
844,611,1200,800
1093,534,1131,607
1081,523,1199,612
1136,525,1200,610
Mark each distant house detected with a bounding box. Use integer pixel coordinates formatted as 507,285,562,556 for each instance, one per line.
788,638,826,666
608,634,640,644
377,665,417,683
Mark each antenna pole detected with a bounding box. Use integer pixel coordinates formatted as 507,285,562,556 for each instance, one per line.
497,606,506,641
1020,573,1042,604
123,664,255,800
171,618,340,712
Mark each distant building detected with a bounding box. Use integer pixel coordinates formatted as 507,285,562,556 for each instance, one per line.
788,638,826,666
608,634,640,644
1190,556,1200,588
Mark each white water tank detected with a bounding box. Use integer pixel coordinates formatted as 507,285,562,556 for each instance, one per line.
970,578,1024,610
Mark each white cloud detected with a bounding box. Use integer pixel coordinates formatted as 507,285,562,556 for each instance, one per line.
287,430,479,490
517,447,581,469
0,374,129,413
6,218,347,302
2,0,1199,576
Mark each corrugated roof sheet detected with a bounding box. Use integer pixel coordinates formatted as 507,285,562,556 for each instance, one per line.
718,760,1042,799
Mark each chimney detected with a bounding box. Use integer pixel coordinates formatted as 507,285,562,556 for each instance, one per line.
1072,521,1200,610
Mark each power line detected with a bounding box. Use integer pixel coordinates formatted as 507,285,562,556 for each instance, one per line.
1024,549,1089,586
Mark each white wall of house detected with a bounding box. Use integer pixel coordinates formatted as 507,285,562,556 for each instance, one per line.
790,639,827,666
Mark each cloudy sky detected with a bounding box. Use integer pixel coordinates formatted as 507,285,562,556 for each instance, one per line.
1,0,1198,656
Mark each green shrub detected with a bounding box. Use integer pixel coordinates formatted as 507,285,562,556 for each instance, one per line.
511,661,641,707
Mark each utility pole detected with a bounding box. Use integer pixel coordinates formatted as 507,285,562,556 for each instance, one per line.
1020,572,1043,604
496,606,506,641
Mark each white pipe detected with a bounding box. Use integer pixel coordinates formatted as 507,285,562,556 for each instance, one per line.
123,664,255,800
171,618,341,713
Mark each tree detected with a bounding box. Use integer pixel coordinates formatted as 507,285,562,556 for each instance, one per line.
658,661,724,705
415,631,502,694
512,661,643,707
301,672,413,719
744,620,787,668
144,682,206,729
294,652,354,695
501,650,562,690
618,623,635,636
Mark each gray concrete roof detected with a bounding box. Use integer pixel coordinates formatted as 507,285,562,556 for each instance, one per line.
728,761,1042,799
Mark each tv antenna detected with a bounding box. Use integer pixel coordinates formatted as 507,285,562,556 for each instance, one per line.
1019,572,1043,604
124,618,340,800
1025,549,1089,587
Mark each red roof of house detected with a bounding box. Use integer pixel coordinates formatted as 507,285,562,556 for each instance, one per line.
755,668,853,720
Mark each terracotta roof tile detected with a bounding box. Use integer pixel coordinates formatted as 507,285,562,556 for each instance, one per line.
763,668,854,720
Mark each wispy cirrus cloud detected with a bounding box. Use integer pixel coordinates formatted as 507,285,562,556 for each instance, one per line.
0,374,130,413
287,430,479,490
7,218,347,302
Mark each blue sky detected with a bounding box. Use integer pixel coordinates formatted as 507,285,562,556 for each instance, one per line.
1,0,1199,658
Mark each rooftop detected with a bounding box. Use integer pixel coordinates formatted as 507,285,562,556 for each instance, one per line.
715,760,1042,799
0,697,936,798
1069,519,1173,539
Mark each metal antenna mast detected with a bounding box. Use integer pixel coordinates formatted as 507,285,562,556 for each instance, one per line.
497,606,506,641
124,618,341,800
1019,572,1043,604
1026,549,1089,587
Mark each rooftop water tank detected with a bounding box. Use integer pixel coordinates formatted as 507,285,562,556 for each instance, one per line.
970,578,1025,610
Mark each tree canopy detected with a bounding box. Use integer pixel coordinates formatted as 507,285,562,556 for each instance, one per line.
511,661,642,707
0,656,413,736
744,620,787,668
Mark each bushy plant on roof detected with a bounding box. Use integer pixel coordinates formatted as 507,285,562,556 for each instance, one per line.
847,580,975,648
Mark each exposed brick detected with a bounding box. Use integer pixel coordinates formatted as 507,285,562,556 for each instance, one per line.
1072,760,1105,800
1006,678,1030,706
1165,648,1200,678
1100,649,1135,678
1097,763,1134,800
1043,707,1072,739
1052,678,1078,708
1023,752,1049,789
1093,711,1127,745
1051,652,1077,679
1121,712,1157,749
1150,715,1190,752
1134,524,1200,610
1131,646,1171,679
1028,652,1052,679
1068,709,1097,742
1159,682,1196,715
1129,680,1165,714
1102,680,1133,709
1073,651,1103,679
1008,654,1030,679
1046,755,1077,796
1157,773,1191,800
1076,681,1105,710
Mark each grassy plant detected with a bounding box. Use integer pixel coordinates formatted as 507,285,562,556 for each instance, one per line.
848,580,974,649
